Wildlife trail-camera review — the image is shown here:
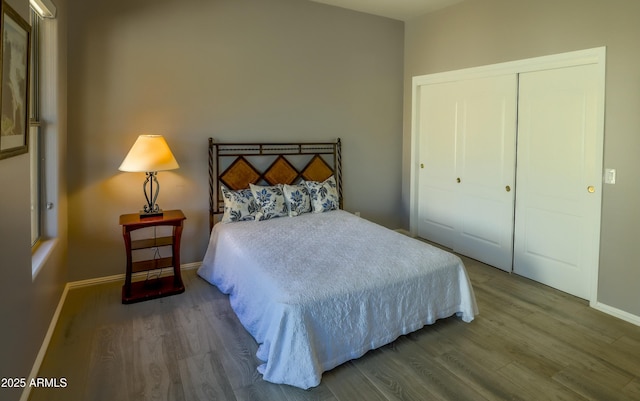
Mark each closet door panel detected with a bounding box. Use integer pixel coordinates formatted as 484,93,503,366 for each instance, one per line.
514,64,601,299
416,81,461,248
455,76,517,271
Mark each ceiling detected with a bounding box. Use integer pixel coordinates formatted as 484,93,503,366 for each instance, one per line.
310,0,464,21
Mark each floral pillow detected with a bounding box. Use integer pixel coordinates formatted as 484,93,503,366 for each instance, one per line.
249,183,289,221
283,183,312,217
304,175,339,213
221,186,259,223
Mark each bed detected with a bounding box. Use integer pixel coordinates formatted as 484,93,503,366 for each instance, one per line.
198,138,479,389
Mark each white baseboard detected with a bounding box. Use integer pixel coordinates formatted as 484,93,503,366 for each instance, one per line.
67,262,202,289
20,283,70,401
591,301,640,327
20,262,202,401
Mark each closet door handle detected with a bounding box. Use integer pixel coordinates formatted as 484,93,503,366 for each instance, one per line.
456,177,461,183
505,185,511,192
587,185,595,193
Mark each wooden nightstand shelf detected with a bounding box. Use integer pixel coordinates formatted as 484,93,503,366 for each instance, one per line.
119,209,186,304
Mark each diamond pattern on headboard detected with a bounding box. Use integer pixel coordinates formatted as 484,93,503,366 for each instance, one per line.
264,156,299,186
219,156,261,190
301,155,334,182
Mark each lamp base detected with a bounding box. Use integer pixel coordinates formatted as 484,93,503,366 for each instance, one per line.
140,209,164,218
140,172,164,218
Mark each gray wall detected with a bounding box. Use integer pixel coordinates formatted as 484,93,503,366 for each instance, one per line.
403,0,640,317
0,0,68,399
66,0,404,281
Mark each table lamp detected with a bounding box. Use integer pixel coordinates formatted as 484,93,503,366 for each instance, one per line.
119,134,179,217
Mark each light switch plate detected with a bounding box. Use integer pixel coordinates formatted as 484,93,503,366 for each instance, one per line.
604,168,616,184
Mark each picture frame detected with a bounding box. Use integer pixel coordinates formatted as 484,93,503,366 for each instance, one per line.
0,1,31,160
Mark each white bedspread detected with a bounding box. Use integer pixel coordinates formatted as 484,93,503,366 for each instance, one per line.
197,210,478,389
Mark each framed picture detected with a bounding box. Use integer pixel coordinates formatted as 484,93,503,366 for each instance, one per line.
0,2,30,160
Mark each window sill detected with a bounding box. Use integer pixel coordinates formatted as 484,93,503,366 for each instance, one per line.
32,238,58,281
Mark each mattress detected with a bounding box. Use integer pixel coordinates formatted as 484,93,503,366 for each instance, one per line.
197,209,478,389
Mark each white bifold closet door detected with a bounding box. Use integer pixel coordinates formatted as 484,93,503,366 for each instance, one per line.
513,64,601,300
417,75,517,272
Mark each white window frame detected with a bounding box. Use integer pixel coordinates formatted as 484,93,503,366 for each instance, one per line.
30,1,59,280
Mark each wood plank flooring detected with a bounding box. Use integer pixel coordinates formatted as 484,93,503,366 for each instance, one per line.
30,254,640,401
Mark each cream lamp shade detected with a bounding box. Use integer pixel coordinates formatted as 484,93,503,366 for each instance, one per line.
119,134,179,172
119,134,179,217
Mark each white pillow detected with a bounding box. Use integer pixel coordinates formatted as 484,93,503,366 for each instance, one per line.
283,183,312,217
304,176,339,213
250,183,289,221
220,186,259,223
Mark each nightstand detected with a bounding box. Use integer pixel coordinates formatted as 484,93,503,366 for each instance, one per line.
119,209,186,304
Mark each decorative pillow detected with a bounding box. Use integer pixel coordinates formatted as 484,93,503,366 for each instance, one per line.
250,183,289,221
283,183,312,217
304,175,339,213
221,186,259,223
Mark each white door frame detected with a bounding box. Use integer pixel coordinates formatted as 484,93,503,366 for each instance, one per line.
409,47,606,305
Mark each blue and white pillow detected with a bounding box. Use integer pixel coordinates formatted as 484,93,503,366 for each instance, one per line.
304,176,339,213
283,184,312,217
221,186,259,223
249,183,289,221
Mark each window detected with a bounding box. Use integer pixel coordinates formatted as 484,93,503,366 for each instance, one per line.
30,8,43,248
30,0,58,279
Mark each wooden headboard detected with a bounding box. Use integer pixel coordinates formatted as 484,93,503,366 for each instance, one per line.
208,138,342,230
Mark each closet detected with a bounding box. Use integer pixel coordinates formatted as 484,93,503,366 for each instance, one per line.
409,48,605,301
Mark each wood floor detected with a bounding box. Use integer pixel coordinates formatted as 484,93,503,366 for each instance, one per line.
30,254,640,401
